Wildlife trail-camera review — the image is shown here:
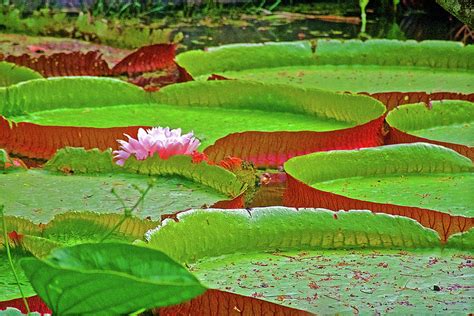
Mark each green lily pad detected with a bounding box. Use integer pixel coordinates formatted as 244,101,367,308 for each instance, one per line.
0,148,244,224
0,170,227,224
220,65,474,94
446,229,474,250
0,76,150,116
176,40,473,95
152,80,384,149
284,143,474,217
177,40,473,77
192,249,472,314
1,78,385,165
5,80,384,148
386,100,474,147
4,211,159,252
9,101,349,149
145,207,473,314
0,62,42,87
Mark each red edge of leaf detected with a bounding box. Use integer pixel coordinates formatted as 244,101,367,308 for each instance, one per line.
0,117,385,168
1,43,178,78
207,74,230,81
111,44,176,76
387,127,473,161
366,91,474,111
283,174,474,242
128,61,194,91
156,289,312,316
4,51,111,77
203,117,385,168
1,290,311,316
0,296,51,315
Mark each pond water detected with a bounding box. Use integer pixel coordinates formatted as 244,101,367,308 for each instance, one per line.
4,1,465,51
173,13,465,50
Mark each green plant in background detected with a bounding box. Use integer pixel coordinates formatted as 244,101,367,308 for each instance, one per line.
358,0,402,34
435,0,473,27
359,0,369,33
0,5,172,48
89,0,168,18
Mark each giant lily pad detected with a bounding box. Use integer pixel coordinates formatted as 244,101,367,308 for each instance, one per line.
0,62,42,87
0,76,151,159
176,40,474,109
0,78,386,167
0,76,150,116
386,100,473,160
0,147,245,224
153,80,385,166
145,207,473,314
283,143,474,240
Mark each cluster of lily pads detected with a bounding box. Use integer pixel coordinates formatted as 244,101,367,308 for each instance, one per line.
0,38,473,315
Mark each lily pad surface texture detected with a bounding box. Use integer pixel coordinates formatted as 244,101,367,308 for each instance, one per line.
386,100,474,159
145,207,474,315
0,61,43,87
177,40,473,93
176,40,474,108
0,148,245,223
283,143,474,240
0,77,385,166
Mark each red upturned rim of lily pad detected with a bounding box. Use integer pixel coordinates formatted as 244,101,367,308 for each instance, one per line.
0,116,385,168
283,143,474,241
0,289,311,316
0,78,387,167
385,100,473,160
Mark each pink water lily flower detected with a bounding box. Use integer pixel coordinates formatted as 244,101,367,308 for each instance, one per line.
113,127,201,166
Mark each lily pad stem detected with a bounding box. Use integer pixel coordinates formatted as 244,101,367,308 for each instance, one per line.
100,181,154,242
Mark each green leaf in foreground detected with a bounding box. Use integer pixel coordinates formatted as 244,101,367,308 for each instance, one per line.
0,211,160,302
20,243,206,315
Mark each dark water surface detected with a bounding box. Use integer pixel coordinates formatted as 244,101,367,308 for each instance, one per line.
173,13,465,51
